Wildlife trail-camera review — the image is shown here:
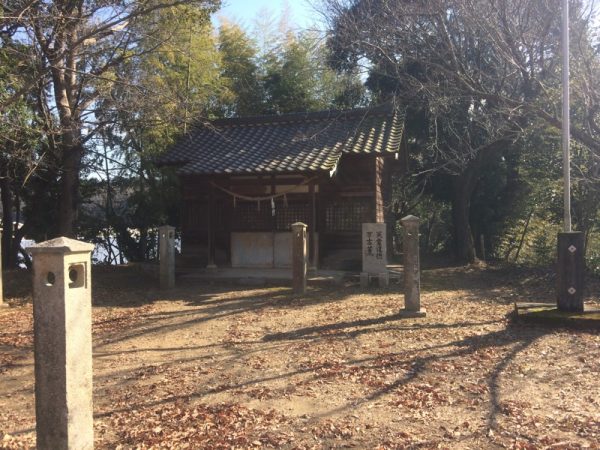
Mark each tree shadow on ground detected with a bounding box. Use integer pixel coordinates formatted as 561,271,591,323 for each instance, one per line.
90,265,366,308
260,313,600,430
420,264,570,307
84,265,573,432
6,318,565,439
88,301,564,435
318,321,547,430
92,284,361,350
254,319,552,430
8,265,599,443
263,314,500,342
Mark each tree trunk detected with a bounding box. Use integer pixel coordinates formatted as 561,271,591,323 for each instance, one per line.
451,175,476,264
12,223,29,269
57,141,82,238
49,27,83,238
1,173,33,269
424,210,436,254
449,140,509,264
0,175,15,268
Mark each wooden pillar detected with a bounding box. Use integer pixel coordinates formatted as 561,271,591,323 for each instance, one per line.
207,183,217,269
374,157,384,223
309,183,316,269
0,228,4,307
557,232,585,312
317,182,327,269
270,175,276,227
381,157,395,261
271,176,276,269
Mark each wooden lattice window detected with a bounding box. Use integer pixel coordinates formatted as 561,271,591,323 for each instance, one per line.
231,201,273,231
184,201,208,231
275,201,310,231
325,198,372,232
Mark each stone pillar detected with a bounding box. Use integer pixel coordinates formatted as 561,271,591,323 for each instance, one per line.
557,232,585,312
29,237,94,450
159,225,175,289
400,215,426,317
292,222,307,294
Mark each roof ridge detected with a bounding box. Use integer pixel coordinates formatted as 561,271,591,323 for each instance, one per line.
201,104,396,129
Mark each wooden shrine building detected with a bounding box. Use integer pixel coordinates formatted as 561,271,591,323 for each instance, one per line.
158,105,405,270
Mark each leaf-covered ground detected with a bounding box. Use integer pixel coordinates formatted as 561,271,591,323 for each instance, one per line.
1,265,599,449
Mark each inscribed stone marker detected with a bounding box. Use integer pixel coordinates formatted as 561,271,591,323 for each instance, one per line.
362,223,387,274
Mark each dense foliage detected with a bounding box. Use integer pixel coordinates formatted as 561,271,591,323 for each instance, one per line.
0,4,364,265
324,0,600,267
2,0,600,273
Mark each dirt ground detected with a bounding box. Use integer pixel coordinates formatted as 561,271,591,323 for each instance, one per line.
1,264,599,449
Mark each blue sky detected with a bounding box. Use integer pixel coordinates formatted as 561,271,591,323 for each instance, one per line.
215,0,317,30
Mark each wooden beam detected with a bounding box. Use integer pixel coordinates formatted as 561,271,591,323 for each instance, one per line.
207,183,217,268
225,176,311,186
339,191,375,197
309,183,316,268
317,191,327,267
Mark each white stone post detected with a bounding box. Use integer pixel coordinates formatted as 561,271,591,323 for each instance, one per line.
400,216,426,317
291,222,307,294
159,225,175,289
29,237,95,450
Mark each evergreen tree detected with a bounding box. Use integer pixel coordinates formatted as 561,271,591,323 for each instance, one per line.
264,32,365,114
1,0,221,237
218,21,264,116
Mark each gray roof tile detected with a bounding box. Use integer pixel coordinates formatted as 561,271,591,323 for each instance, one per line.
157,105,404,175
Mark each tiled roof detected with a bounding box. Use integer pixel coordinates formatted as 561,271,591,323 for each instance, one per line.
157,105,404,175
